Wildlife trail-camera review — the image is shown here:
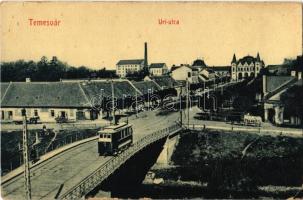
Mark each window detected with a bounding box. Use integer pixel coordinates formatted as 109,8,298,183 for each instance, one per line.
70,110,74,117
34,110,38,116
1,111,4,120
50,110,55,117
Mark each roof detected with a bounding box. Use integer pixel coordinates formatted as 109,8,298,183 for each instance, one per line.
171,65,198,72
210,66,231,71
117,59,144,65
132,81,161,95
149,63,166,69
267,65,284,70
192,59,207,67
80,80,139,101
237,55,264,65
0,80,141,108
268,79,301,101
1,82,10,100
266,76,295,93
0,82,91,108
148,75,177,89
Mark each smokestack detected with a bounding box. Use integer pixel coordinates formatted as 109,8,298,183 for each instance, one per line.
144,42,148,68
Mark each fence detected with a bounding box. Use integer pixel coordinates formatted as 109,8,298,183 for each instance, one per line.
59,124,182,200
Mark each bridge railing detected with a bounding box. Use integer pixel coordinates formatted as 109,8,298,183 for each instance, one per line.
59,123,182,200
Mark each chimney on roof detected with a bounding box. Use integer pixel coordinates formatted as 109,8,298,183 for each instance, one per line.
25,78,31,83
144,42,148,68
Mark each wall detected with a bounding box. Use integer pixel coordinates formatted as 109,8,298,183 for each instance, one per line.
0,108,79,122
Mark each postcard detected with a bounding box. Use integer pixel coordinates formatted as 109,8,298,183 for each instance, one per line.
1,2,302,200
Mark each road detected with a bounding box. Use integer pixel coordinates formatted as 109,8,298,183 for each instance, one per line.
1,109,180,200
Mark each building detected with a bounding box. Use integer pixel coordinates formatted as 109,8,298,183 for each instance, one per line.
209,66,231,77
116,59,145,77
116,42,148,78
262,73,302,126
231,53,265,81
0,79,141,123
198,68,217,82
192,59,207,71
149,63,168,76
0,82,91,122
171,65,199,84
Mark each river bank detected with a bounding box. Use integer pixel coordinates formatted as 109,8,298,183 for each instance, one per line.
116,129,303,199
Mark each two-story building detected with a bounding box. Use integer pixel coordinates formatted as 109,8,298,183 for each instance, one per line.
171,64,199,84
149,63,168,76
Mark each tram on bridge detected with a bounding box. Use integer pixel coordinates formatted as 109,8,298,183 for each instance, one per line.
98,122,133,156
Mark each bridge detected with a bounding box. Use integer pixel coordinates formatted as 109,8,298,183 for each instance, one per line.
1,110,182,200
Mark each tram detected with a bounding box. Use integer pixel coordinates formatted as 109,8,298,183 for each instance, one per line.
243,114,262,127
98,122,133,156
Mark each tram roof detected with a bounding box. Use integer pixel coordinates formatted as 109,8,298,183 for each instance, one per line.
99,122,132,134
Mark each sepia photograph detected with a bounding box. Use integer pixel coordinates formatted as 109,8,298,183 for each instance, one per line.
0,2,303,200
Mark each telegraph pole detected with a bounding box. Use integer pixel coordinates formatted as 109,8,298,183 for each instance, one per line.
111,80,116,125
22,108,31,200
186,78,190,127
179,86,183,125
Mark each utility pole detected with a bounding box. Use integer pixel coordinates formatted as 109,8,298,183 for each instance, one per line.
22,108,31,200
179,86,183,125
203,81,206,111
135,91,138,117
186,78,190,128
111,80,116,125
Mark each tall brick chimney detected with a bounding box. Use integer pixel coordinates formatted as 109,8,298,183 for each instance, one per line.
144,42,148,68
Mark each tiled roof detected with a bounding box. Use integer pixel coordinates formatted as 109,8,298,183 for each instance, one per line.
80,81,139,100
1,82,10,100
268,79,301,101
0,80,141,108
149,63,166,69
266,76,295,93
133,81,162,95
149,75,177,89
117,59,144,65
0,82,91,108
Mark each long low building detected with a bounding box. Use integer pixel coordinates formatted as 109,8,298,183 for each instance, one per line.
0,80,142,123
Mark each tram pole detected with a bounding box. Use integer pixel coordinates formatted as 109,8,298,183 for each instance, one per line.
22,108,31,200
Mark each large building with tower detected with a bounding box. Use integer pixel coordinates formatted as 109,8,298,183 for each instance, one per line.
231,53,265,81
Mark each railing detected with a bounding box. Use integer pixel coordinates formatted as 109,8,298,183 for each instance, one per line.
59,124,182,200
184,123,303,137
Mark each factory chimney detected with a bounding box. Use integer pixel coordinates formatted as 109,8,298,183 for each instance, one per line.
144,42,148,68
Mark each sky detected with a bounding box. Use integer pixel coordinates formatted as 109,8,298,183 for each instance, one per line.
1,2,302,69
